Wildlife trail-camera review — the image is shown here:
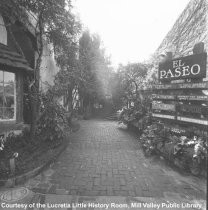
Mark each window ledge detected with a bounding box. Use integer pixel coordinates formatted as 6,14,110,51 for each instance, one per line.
0,121,30,134
0,119,16,122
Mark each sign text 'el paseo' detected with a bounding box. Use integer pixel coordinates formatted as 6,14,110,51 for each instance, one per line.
159,53,207,81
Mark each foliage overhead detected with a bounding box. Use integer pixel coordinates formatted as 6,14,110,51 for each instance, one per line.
0,0,81,51
78,30,112,102
110,62,149,108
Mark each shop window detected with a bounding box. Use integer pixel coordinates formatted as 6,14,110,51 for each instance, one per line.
0,71,15,120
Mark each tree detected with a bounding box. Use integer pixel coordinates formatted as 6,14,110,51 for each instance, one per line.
110,62,148,109
78,30,112,116
0,0,81,136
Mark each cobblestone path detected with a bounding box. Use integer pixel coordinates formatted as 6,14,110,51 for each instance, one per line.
27,119,206,199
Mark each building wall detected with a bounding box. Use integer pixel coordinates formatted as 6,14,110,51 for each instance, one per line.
150,0,208,81
24,11,60,92
0,14,7,45
39,40,59,91
0,14,25,135
9,24,35,68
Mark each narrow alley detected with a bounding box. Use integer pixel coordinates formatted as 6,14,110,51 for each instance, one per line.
26,120,206,201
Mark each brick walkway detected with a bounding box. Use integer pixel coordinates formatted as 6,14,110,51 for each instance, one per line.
27,119,206,199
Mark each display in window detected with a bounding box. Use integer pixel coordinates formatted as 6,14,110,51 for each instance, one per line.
0,71,15,120
0,71,3,82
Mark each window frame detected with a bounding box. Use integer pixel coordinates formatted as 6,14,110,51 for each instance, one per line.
0,70,16,122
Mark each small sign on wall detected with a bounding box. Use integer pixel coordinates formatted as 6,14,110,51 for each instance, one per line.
152,102,176,111
177,95,208,101
152,94,175,100
179,104,202,114
177,116,208,126
179,104,208,115
152,82,208,90
158,53,207,81
152,113,176,120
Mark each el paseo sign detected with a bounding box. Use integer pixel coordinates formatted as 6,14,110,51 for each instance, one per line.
159,53,207,81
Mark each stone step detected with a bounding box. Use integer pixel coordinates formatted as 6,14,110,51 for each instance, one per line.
55,189,69,195
105,113,118,120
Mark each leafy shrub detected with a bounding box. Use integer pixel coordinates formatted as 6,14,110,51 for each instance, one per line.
0,130,34,178
0,89,71,178
139,123,207,175
35,90,69,146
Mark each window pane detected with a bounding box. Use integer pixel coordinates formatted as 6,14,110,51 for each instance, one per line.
4,108,14,119
0,71,15,120
4,96,14,108
0,71,3,82
4,83,14,96
4,72,15,83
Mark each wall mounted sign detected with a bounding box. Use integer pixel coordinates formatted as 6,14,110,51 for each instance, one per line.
164,125,186,134
177,116,208,126
153,115,208,125
151,82,208,90
171,79,185,83
179,104,202,113
179,104,208,115
152,113,176,120
152,103,176,111
150,46,208,131
159,53,207,81
177,95,208,101
152,94,175,100
164,124,208,136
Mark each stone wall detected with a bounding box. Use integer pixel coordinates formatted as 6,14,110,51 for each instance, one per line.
149,0,208,81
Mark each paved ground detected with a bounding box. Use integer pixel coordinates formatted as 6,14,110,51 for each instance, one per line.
27,120,206,197
0,119,206,210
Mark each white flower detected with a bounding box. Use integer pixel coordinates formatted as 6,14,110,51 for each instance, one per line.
13,152,19,158
0,143,4,151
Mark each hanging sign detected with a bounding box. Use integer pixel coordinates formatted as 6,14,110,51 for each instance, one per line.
159,53,207,81
152,103,176,111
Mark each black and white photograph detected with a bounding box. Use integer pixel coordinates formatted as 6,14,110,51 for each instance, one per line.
0,0,207,209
